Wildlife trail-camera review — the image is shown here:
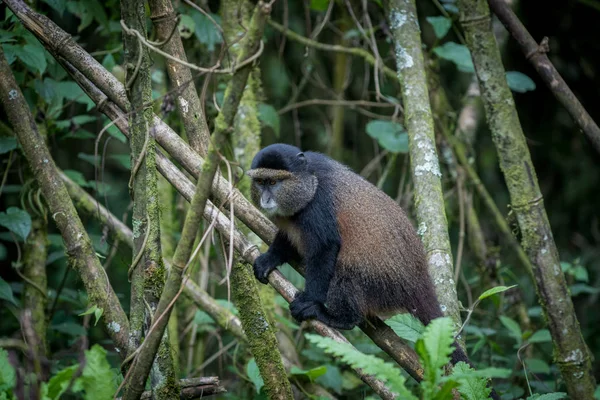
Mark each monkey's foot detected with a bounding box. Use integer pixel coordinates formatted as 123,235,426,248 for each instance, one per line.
289,292,323,322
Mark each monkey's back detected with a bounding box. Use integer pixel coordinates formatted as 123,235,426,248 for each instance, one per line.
317,155,442,322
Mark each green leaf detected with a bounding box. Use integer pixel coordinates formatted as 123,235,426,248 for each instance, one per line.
0,349,16,392
80,345,116,400
572,266,589,282
178,14,195,39
45,0,67,16
101,53,116,72
54,81,89,105
246,358,264,393
258,103,280,137
51,322,87,336
506,71,536,93
193,309,216,331
43,364,80,399
79,305,103,326
190,11,222,52
433,42,474,73
109,154,131,170
478,285,517,302
0,207,32,241
104,123,127,143
305,334,417,399
17,44,47,74
526,393,567,400
570,284,600,296
315,364,343,394
0,243,6,261
385,313,425,343
0,137,17,154
426,16,452,39
442,2,458,14
366,120,409,153
433,380,459,400
594,385,600,400
290,365,327,381
525,358,551,374
63,129,96,140
0,276,18,308
499,315,522,344
310,0,330,11
446,366,512,380
71,115,97,125
78,153,100,166
528,329,551,343
63,169,91,187
416,317,456,396
449,362,491,400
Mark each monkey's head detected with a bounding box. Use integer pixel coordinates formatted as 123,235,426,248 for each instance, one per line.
247,144,318,218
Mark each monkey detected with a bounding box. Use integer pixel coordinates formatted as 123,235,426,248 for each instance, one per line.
246,143,495,392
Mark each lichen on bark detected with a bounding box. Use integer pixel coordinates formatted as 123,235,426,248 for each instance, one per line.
385,0,463,334
458,0,596,397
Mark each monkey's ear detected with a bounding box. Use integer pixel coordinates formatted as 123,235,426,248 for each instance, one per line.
296,152,307,167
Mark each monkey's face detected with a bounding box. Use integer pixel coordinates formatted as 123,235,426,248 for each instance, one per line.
247,168,318,218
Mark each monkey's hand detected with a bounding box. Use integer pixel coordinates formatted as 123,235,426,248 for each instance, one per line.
289,291,322,322
253,252,281,284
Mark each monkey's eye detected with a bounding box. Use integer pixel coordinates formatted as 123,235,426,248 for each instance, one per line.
255,179,263,185
268,179,277,186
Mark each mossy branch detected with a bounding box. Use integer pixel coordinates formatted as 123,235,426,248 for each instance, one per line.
148,0,210,155
122,3,273,399
385,0,463,334
0,47,130,357
121,0,179,395
458,0,596,397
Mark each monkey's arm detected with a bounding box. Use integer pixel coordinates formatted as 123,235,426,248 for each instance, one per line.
289,204,341,321
253,232,300,284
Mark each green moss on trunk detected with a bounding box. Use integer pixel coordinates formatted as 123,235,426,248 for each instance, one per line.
232,262,293,399
22,217,48,359
121,0,179,396
458,0,596,397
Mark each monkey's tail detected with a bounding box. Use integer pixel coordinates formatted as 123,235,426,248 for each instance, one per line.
451,343,500,400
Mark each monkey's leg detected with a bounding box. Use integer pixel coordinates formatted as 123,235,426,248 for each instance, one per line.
318,276,364,330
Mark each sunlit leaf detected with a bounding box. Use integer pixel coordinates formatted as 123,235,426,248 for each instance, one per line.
386,313,424,343
478,285,517,302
